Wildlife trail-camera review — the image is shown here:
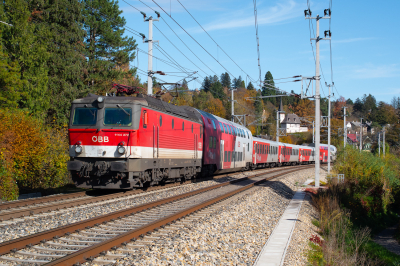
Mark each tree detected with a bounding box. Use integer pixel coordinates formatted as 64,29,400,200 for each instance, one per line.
333,96,346,118
320,98,328,117
391,96,400,109
42,0,88,124
1,0,51,119
0,33,24,108
202,76,211,92
82,0,137,93
247,82,254,90
346,98,354,105
240,80,245,88
209,75,224,100
220,72,231,88
375,102,397,125
261,71,276,105
181,79,188,89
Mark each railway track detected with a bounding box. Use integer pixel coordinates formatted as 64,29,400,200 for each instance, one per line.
0,165,313,265
0,172,237,222
0,164,313,222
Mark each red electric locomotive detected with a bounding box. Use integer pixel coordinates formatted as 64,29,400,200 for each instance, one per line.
67,93,204,189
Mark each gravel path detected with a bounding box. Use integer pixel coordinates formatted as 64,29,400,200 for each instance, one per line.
373,225,400,256
0,169,277,243
94,168,316,266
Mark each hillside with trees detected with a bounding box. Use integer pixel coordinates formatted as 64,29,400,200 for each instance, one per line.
0,0,399,200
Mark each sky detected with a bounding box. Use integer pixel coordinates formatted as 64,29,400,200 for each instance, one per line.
118,0,400,104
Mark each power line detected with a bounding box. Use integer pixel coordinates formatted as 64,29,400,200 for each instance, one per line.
176,0,258,84
152,0,237,79
253,0,262,87
154,44,196,74
153,23,209,77
159,17,217,76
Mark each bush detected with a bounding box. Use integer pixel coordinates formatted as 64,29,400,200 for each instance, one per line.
0,109,69,199
334,146,400,216
309,189,380,266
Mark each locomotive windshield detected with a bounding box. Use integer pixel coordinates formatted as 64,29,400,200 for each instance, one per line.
104,108,132,126
72,108,97,125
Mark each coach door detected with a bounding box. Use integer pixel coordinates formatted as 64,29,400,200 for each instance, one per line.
153,125,159,158
253,142,257,164
220,140,224,169
243,146,246,167
194,134,197,159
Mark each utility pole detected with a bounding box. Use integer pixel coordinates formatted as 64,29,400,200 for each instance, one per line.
305,7,331,188
343,106,347,147
383,126,386,157
378,131,381,157
312,121,315,143
360,118,363,151
140,11,160,96
230,88,237,122
325,82,333,174
276,97,284,142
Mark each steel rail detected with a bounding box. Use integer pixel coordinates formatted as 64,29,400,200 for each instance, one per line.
0,165,309,221
0,192,88,211
0,165,311,257
45,166,312,265
0,174,229,221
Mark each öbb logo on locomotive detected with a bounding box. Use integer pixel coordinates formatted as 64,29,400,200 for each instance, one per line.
67,93,337,189
92,136,109,143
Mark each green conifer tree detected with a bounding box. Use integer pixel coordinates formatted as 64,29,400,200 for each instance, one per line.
82,0,137,93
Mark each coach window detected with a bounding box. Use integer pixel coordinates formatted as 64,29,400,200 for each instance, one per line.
224,151,227,162
248,143,249,151
212,120,216,131
228,151,231,162
160,115,162,126
224,124,227,134
219,122,224,132
209,137,213,148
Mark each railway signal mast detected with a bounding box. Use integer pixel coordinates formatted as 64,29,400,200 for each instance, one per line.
304,7,331,187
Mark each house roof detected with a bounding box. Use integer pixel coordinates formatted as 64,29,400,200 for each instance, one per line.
347,133,357,143
281,114,301,124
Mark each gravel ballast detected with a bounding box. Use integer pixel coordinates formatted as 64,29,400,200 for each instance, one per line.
0,168,280,243
102,168,319,266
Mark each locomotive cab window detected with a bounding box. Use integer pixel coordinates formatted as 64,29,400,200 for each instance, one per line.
73,107,98,126
172,119,174,129
191,124,193,133
182,122,185,131
104,108,132,126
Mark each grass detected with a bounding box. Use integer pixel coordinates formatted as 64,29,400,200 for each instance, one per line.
309,186,400,265
364,241,400,266
308,181,327,186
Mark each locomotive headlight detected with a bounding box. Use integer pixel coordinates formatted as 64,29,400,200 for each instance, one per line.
97,96,104,103
75,145,83,154
118,146,126,154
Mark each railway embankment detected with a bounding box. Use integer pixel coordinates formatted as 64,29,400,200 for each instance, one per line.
102,168,320,266
306,146,400,266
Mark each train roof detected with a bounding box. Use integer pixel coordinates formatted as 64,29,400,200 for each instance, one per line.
72,93,203,124
196,109,251,133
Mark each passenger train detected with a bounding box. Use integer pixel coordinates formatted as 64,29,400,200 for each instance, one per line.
67,91,336,189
